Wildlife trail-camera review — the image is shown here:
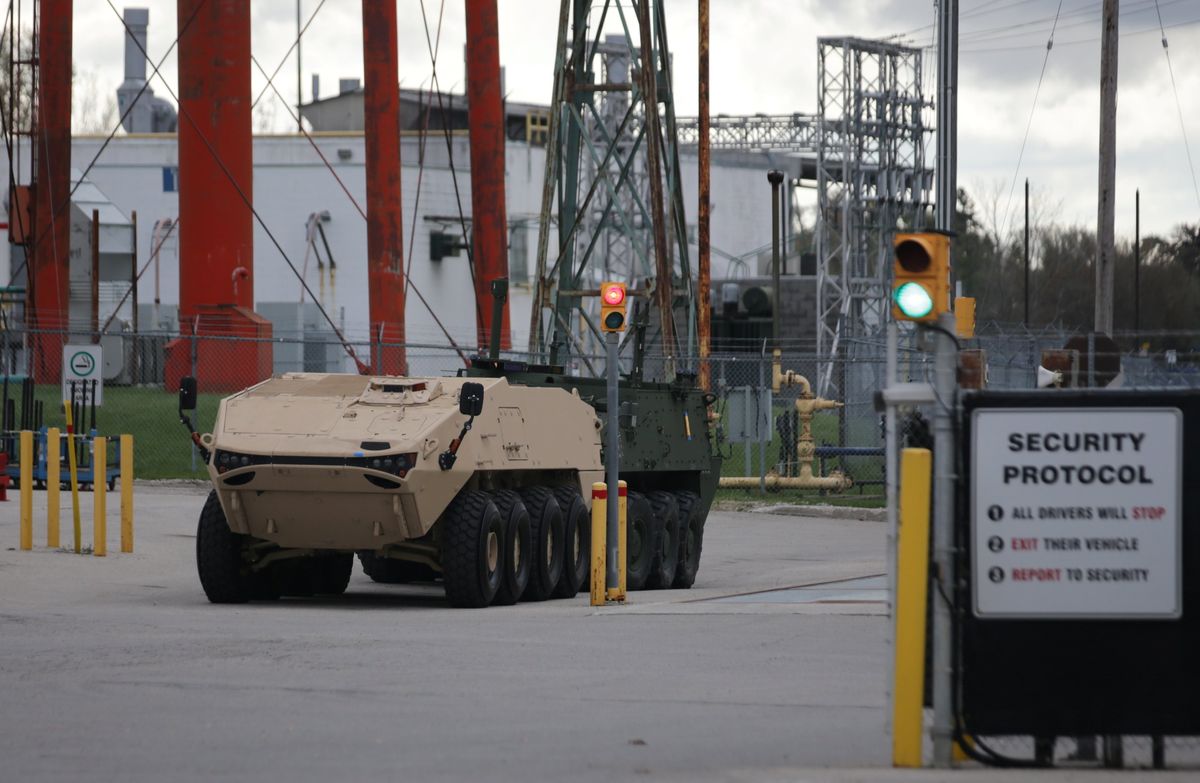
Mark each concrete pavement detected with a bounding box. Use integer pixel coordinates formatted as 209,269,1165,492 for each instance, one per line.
0,484,1193,781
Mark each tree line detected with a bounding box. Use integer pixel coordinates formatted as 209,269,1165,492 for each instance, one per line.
951,188,1200,344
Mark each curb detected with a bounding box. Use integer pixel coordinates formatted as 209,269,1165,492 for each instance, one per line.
714,500,886,522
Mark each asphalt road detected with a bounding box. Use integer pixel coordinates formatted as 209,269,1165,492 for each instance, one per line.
0,485,1192,781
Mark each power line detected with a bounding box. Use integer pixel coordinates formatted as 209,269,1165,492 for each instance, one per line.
962,14,1200,53
902,0,1189,49
9,0,208,284
999,0,1064,239
1153,0,1200,213
250,0,327,110
104,0,370,372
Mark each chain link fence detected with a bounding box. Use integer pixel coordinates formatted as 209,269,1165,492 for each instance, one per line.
2,323,1198,766
0,325,1195,486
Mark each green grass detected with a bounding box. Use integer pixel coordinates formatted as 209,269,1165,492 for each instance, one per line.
716,404,884,505
10,387,885,495
19,385,221,480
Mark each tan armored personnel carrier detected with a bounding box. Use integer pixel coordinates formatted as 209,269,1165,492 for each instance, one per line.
181,373,605,607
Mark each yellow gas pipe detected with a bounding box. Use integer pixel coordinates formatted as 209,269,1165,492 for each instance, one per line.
719,349,853,491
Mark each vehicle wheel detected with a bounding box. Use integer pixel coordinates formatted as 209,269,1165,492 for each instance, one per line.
441,490,504,608
314,552,353,595
196,490,255,604
645,491,680,589
357,551,438,584
490,490,532,606
625,491,655,591
519,486,564,602
672,491,704,588
552,485,589,598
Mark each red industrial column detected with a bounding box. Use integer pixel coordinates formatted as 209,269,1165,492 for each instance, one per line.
168,0,272,392
29,0,73,382
465,0,511,350
362,1,407,375
177,0,254,316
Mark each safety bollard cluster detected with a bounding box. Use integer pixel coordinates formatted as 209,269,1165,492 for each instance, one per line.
17,427,135,556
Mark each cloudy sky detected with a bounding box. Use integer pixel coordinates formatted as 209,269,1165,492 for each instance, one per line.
70,0,1200,238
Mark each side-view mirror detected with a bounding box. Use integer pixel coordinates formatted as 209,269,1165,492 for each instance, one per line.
179,376,198,412
459,382,485,417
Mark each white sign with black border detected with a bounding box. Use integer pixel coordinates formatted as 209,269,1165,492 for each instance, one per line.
971,407,1181,620
62,344,103,406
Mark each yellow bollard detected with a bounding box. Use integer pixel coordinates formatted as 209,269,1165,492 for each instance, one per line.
47,427,60,548
64,402,82,554
618,481,628,598
19,430,32,550
93,436,107,557
120,434,134,553
892,448,933,768
606,480,628,602
590,482,607,606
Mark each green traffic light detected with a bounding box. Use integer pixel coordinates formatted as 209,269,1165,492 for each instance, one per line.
894,282,934,319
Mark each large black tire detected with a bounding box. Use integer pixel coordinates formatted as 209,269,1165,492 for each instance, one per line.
441,490,505,608
645,491,681,589
357,551,438,584
625,491,655,591
672,491,704,588
519,486,564,602
196,490,254,604
314,553,353,595
490,490,532,606
552,485,589,598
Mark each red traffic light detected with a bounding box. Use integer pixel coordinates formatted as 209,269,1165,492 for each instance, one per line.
602,284,626,306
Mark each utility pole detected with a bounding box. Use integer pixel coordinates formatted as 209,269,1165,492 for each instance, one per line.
698,0,711,391
936,0,959,232
769,171,783,348
932,0,959,770
297,1,303,132
1132,190,1142,338
1095,0,1118,334
1024,178,1030,326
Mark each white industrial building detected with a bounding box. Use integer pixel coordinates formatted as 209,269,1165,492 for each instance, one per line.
5,130,779,371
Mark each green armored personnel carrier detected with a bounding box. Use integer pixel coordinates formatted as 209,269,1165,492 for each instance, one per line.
181,359,719,608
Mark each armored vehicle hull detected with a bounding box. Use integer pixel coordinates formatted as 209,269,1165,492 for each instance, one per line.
190,362,719,607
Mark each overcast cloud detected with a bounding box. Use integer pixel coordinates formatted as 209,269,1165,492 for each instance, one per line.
69,1,1200,238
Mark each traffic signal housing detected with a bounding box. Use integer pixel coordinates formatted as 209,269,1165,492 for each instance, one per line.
891,232,951,322
600,282,628,333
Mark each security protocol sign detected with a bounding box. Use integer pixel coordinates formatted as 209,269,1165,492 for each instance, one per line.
971,407,1181,620
62,344,103,406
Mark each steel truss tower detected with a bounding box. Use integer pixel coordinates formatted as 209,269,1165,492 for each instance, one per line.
815,38,932,395
530,0,693,380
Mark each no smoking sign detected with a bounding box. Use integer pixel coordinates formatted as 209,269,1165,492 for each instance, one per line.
62,344,103,405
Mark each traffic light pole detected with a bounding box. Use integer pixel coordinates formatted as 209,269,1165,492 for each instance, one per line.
931,310,958,767
606,331,620,593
